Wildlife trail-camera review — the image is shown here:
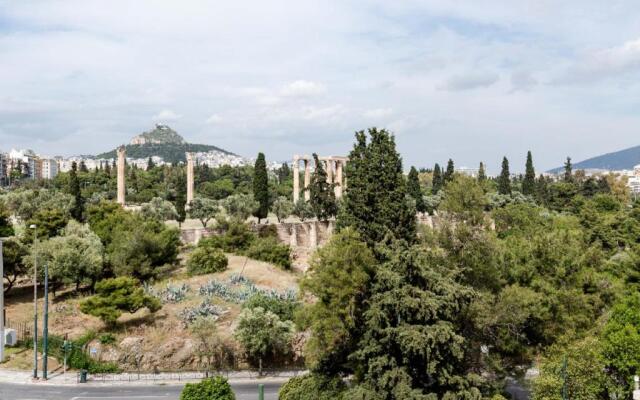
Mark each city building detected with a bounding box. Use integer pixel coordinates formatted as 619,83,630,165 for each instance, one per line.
628,164,640,196
40,158,59,180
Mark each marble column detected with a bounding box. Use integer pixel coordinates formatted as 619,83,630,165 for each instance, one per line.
304,159,311,201
186,152,195,207
309,221,317,248
117,146,126,206
289,224,298,247
293,157,300,203
326,159,334,185
334,160,343,198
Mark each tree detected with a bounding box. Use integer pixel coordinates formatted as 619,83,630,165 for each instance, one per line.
299,228,375,373
0,201,14,237
147,156,155,170
180,376,236,400
498,156,512,195
564,157,573,182
523,151,535,196
252,152,269,223
189,197,220,228
272,196,294,223
234,307,294,372
440,175,487,225
601,293,640,386
407,166,426,213
24,208,69,242
277,162,291,184
222,194,258,222
175,191,187,228
140,197,178,222
79,161,88,173
1,238,27,294
309,154,337,221
279,374,347,400
190,318,233,373
432,163,443,194
443,158,455,183
69,162,85,221
478,162,487,182
187,246,228,275
292,199,314,222
337,128,416,248
80,277,161,327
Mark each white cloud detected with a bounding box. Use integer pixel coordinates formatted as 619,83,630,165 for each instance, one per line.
152,109,182,121
281,80,326,97
363,108,393,119
205,114,223,124
438,72,499,91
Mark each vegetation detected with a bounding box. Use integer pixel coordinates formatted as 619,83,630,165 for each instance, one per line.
235,307,294,370
252,152,269,223
279,374,346,400
80,277,161,327
308,153,337,221
187,245,229,275
180,376,236,400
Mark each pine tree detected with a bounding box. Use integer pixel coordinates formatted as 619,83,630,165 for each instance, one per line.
522,151,536,195
309,153,337,221
277,163,291,184
497,156,511,195
478,162,487,182
252,152,269,223
407,166,426,213
432,163,443,194
564,157,573,182
337,128,416,248
444,159,455,183
69,162,84,221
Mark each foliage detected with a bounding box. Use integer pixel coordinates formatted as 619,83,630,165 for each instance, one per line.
80,277,161,327
190,318,234,371
497,156,511,195
179,299,228,325
522,151,536,196
337,128,416,248
601,293,640,387
440,175,487,225
444,158,455,183
244,292,301,322
272,196,294,222
407,166,427,213
180,376,236,400
253,152,270,222
99,333,117,345
199,275,296,304
187,245,229,275
279,374,346,400
146,282,191,304
243,237,291,269
0,201,14,237
189,197,220,228
222,193,258,221
69,161,85,221
309,154,337,221
432,163,443,194
292,199,314,222
140,197,178,222
24,208,70,242
1,237,27,294
235,307,294,366
2,189,73,221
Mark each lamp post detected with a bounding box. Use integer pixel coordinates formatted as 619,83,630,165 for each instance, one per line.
42,262,49,380
29,224,38,380
0,239,5,364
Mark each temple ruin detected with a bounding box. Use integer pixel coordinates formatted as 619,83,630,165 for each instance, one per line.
292,155,348,203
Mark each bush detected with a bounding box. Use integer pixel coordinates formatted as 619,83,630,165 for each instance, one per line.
244,237,291,269
257,223,278,238
180,376,236,400
244,293,300,322
99,333,116,345
222,221,255,252
279,374,346,400
235,307,294,367
187,246,228,275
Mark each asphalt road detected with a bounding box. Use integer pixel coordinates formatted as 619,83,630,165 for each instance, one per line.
0,381,282,400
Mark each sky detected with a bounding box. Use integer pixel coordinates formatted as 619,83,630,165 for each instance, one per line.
2,1,640,173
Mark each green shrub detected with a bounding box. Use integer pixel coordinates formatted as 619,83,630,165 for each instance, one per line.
180,376,236,400
279,374,346,400
187,246,228,275
257,224,278,238
99,333,116,345
222,221,255,252
244,293,300,322
244,237,291,269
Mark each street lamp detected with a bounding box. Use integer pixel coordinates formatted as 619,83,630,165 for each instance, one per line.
29,224,38,380
0,238,5,364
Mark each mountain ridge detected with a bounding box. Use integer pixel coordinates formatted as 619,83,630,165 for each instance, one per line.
548,144,640,173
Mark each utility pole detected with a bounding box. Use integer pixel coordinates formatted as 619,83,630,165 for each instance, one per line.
42,263,49,380
30,224,38,380
0,239,4,364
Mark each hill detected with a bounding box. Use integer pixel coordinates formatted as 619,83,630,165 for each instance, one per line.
96,124,235,163
548,144,640,173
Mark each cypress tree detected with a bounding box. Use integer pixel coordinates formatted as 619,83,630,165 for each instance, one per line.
252,152,269,223
337,128,416,248
444,159,455,183
432,163,443,194
147,156,155,170
497,157,511,195
69,162,84,221
174,167,187,227
407,166,426,213
522,151,536,195
309,153,337,221
536,174,549,205
104,161,111,176
478,162,487,182
564,157,573,182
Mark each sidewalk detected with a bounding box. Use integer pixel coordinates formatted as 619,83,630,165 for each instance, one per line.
0,368,304,386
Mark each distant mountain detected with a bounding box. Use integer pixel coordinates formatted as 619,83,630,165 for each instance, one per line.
96,124,235,164
548,144,640,173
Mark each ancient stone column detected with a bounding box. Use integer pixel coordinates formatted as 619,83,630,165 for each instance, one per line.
309,221,317,248
326,159,334,185
304,158,311,202
186,152,195,207
293,156,300,203
335,160,343,198
289,224,298,247
117,146,126,206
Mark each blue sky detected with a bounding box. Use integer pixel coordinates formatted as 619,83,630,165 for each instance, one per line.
1,1,640,173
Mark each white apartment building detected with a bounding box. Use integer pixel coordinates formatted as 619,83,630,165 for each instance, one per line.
40,158,59,180
628,165,640,195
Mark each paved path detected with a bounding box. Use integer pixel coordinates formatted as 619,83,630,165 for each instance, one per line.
0,381,282,400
